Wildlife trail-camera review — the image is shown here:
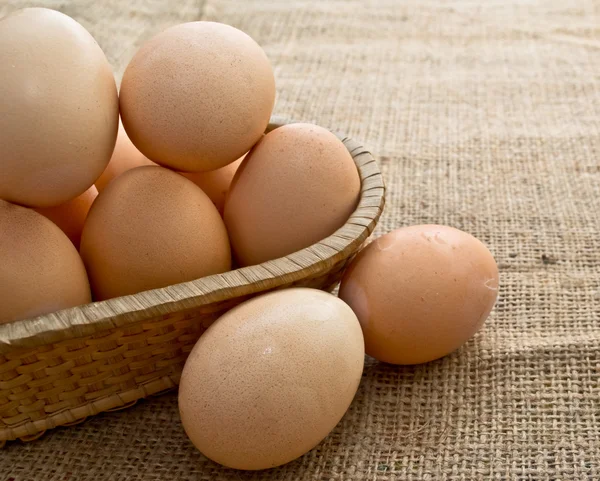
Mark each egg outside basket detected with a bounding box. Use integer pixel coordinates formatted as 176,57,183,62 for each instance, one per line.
0,117,385,446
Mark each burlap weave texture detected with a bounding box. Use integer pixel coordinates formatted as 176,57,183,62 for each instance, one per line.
1,0,599,479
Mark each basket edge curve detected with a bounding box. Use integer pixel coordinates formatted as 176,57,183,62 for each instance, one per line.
0,117,385,352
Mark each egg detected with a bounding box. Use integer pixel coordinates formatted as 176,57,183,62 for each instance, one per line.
339,225,499,365
178,288,364,470
180,155,244,214
0,200,91,324
95,120,155,193
80,166,231,300
120,21,275,172
34,185,98,249
0,8,118,207
224,123,361,266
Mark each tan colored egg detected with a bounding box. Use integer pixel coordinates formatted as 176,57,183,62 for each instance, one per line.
339,225,499,365
120,21,275,172
224,123,361,266
0,200,91,324
95,120,155,193
0,8,118,207
180,155,244,214
35,185,98,249
178,288,364,470
80,165,231,300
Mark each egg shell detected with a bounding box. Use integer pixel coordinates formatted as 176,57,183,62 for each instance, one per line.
0,200,91,324
80,165,231,301
120,21,275,172
35,185,98,249
224,123,361,266
0,8,118,207
178,288,365,470
339,225,499,365
95,120,155,193
180,155,244,214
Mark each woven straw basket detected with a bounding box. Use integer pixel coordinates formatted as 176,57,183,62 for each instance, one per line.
0,117,385,446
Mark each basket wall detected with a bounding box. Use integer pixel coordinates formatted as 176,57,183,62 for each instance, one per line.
0,118,385,445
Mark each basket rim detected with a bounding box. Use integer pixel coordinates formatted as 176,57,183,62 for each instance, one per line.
0,116,385,352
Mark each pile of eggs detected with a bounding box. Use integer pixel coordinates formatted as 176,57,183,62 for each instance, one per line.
0,8,360,314
0,7,500,471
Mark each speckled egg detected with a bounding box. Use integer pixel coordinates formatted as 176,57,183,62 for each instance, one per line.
80,166,231,301
95,120,155,193
0,8,118,207
224,123,361,266
339,225,499,365
120,21,275,172
178,288,365,470
35,185,98,249
180,155,244,214
0,200,91,324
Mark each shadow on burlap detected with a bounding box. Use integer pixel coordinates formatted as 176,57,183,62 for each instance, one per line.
1,0,599,479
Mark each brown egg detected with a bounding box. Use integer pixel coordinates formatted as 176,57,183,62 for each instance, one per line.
180,155,244,214
0,8,118,207
178,288,364,470
224,123,361,266
35,185,98,249
95,120,155,193
339,225,499,365
80,166,231,300
120,21,275,172
0,200,91,324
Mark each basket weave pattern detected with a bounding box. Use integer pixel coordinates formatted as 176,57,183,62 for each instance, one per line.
0,118,385,445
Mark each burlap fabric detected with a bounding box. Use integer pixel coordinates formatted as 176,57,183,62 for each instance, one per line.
1,0,599,479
